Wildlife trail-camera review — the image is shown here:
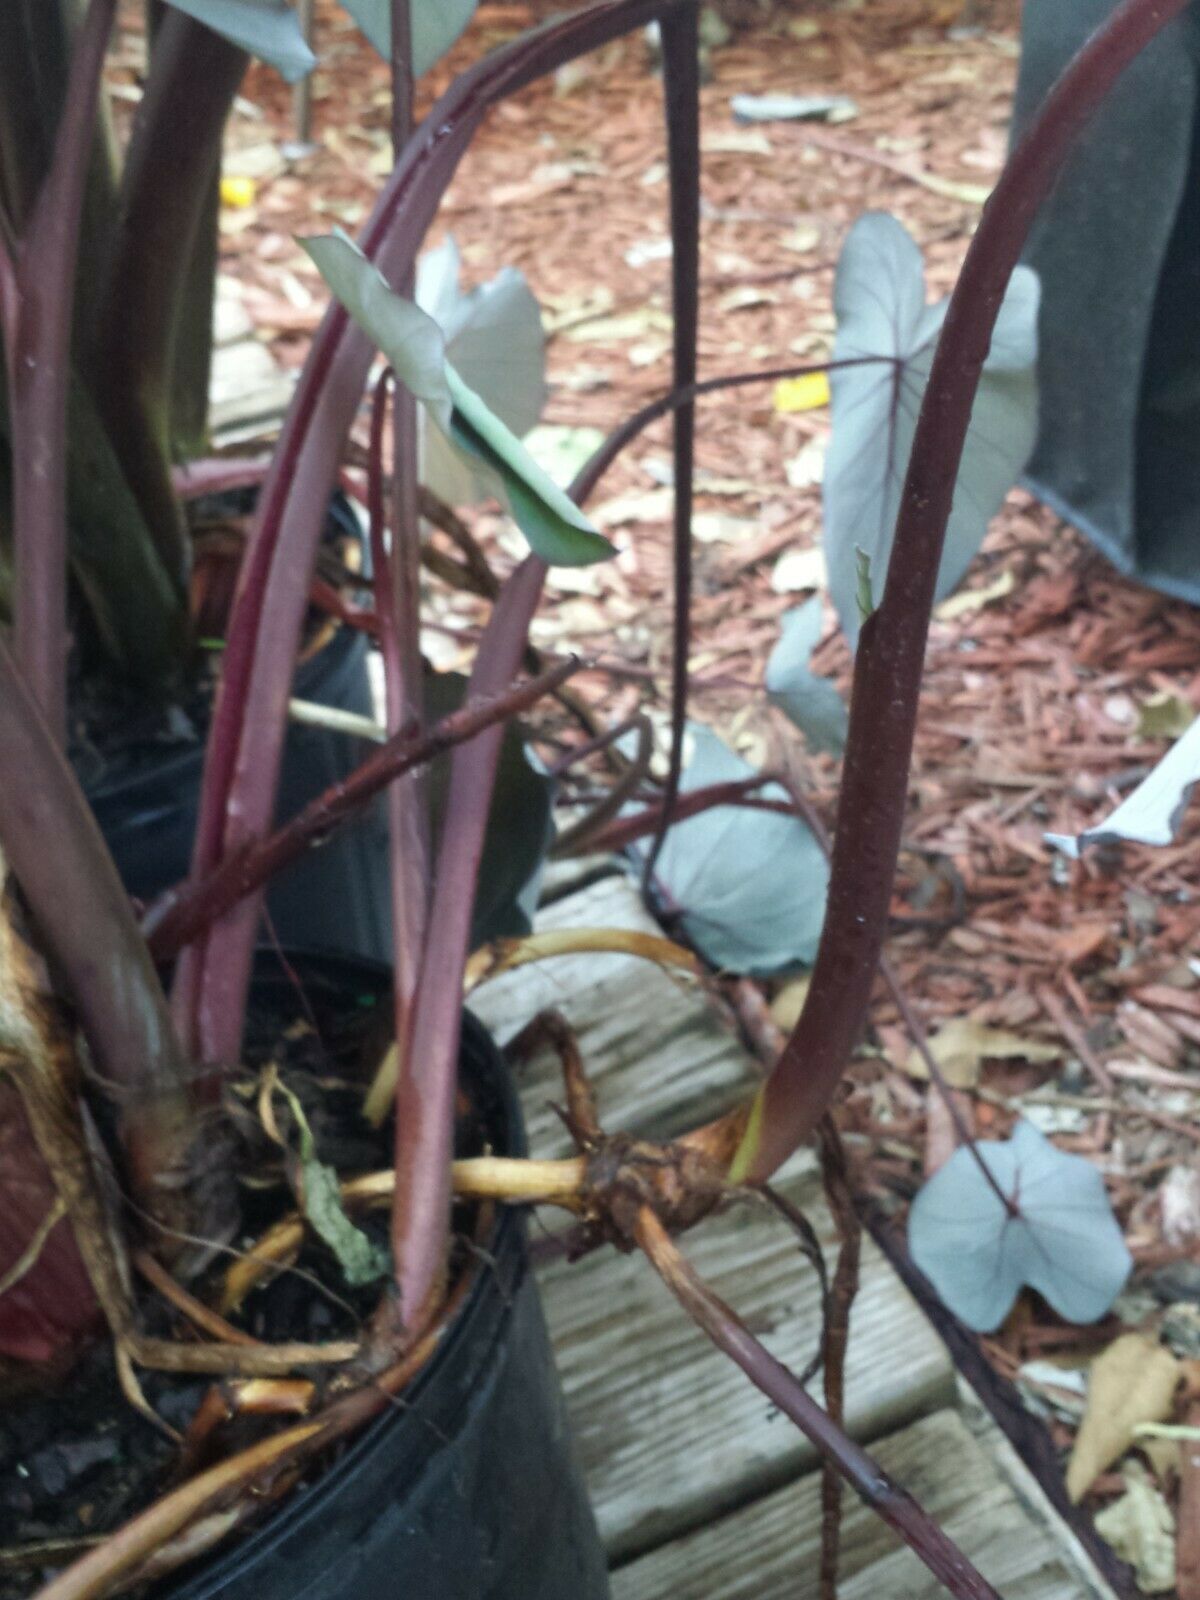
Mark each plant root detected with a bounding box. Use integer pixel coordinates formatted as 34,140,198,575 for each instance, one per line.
464,926,701,992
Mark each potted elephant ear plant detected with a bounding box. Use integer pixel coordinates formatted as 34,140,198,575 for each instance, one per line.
0,2,694,1597
0,2,1186,1599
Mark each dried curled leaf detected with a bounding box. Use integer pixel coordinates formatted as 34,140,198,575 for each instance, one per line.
904,1018,1061,1090
1067,1334,1181,1502
273,1082,389,1290
1094,1462,1176,1594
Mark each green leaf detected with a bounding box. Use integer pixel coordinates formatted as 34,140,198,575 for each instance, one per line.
302,230,613,567
163,0,316,80
340,0,478,76
416,236,547,510
275,1081,389,1288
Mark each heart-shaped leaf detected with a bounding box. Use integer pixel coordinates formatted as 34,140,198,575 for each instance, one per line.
1047,715,1200,856
636,725,829,975
824,213,1039,643
303,230,613,566
340,0,477,76
908,1119,1131,1332
764,597,847,756
164,0,315,79
416,236,547,509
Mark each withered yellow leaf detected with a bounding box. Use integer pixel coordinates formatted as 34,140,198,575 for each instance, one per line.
1067,1335,1180,1502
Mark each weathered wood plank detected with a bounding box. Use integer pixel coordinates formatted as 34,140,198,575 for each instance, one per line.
471,874,954,1561
537,1156,954,1562
611,1408,1113,1600
209,279,294,445
469,872,761,1159
209,337,294,444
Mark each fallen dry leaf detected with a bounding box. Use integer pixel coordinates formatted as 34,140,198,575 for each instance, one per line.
1138,692,1196,741
1067,1334,1181,1502
934,568,1015,621
1094,1461,1176,1594
773,371,830,414
905,1018,1061,1090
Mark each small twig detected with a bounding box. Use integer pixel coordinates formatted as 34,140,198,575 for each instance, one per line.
506,1009,602,1148
1036,985,1116,1095
0,1193,66,1295
418,484,501,598
552,714,654,857
580,773,775,855
133,1249,260,1348
794,125,991,204
128,1334,359,1375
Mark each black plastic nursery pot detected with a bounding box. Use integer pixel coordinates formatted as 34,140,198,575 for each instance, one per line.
166,951,609,1600
1012,0,1200,601
79,496,393,966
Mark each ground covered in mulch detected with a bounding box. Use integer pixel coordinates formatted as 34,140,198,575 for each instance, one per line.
114,0,1200,1584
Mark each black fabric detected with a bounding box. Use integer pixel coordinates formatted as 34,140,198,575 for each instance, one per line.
1012,0,1200,598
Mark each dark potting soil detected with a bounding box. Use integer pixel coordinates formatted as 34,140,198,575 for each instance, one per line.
0,969,489,1598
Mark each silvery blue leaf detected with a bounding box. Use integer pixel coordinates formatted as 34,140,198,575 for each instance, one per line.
416,236,547,511
165,0,315,79
635,725,829,975
908,1120,1131,1332
339,0,477,76
824,213,1039,644
764,597,848,756
1047,715,1200,856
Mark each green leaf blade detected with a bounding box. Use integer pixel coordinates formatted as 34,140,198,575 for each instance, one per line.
164,0,315,80
340,0,478,76
302,229,614,567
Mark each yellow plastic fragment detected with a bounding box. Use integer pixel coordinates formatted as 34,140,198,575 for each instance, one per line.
220,175,257,209
772,371,830,413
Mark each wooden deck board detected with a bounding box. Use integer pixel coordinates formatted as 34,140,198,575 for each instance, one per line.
537,1157,954,1562
209,278,294,446
470,874,955,1563
611,1408,1111,1600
